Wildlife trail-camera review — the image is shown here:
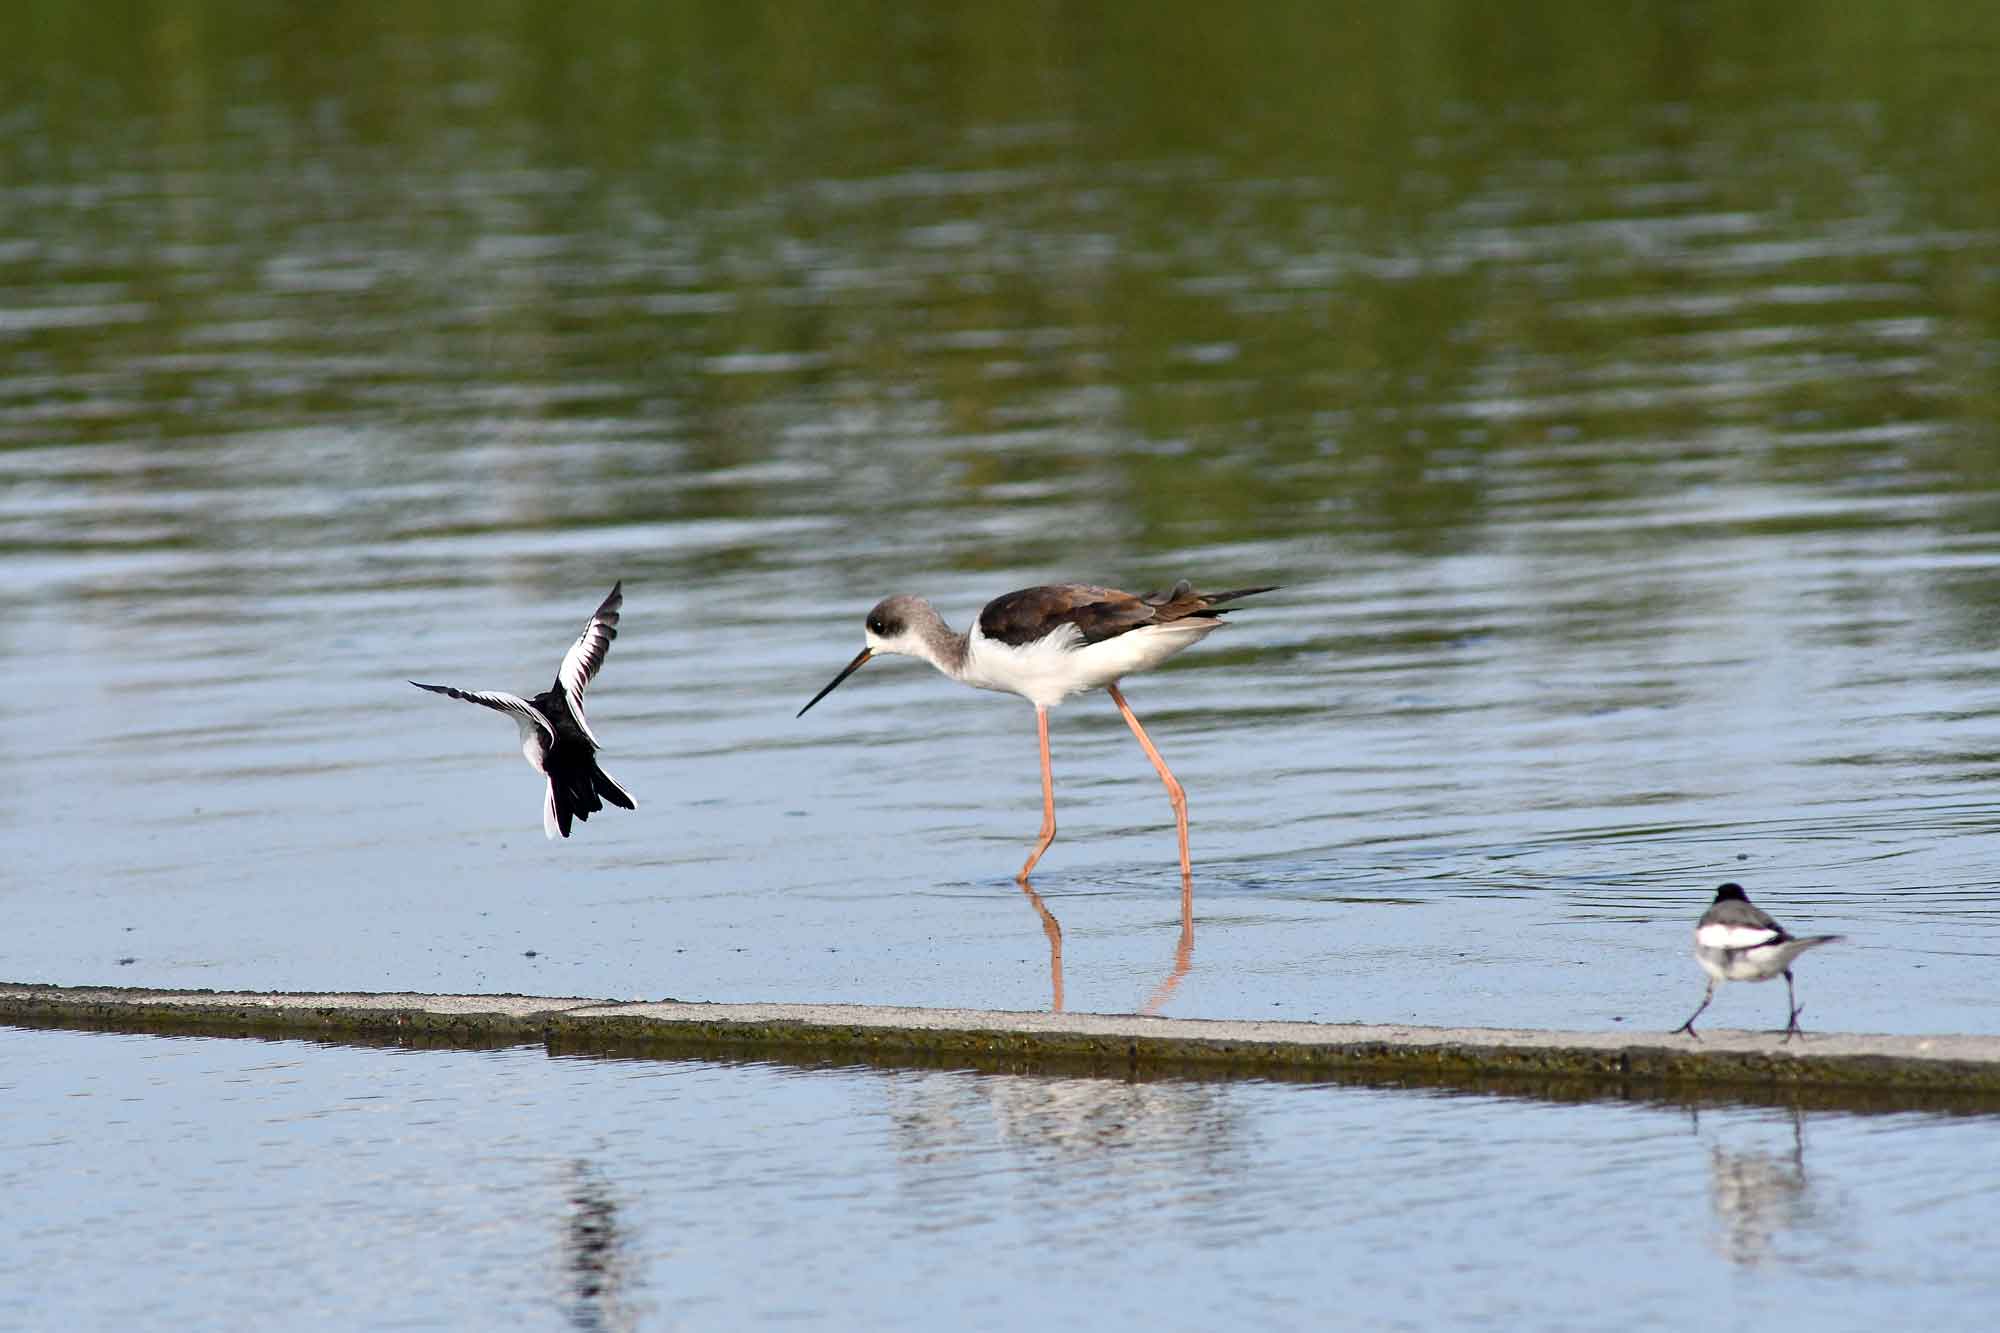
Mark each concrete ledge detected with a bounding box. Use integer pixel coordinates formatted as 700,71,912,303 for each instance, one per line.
7,982,2000,1105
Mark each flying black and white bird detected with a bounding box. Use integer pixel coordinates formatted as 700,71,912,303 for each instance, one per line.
1673,883,1842,1041
411,582,636,839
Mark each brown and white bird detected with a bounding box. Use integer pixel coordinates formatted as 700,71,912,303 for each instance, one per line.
1673,883,1843,1041
797,579,1275,884
411,582,636,839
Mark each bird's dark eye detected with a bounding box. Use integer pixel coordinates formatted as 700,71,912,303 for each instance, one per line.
866,616,885,635
867,615,901,637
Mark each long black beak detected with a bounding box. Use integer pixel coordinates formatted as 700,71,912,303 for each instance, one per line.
797,647,873,717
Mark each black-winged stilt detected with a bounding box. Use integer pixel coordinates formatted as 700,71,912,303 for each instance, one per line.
797,580,1275,885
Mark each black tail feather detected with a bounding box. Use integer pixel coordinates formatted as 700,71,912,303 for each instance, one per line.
552,767,602,836
594,765,637,810
544,751,634,838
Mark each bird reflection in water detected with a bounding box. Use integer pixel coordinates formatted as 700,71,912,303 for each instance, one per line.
885,1063,1246,1220
1698,1105,1834,1269
1140,881,1195,1016
1017,879,1065,1012
1015,879,1194,1016
563,1160,639,1333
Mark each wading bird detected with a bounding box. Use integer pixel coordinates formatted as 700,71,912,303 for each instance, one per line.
797,580,1274,884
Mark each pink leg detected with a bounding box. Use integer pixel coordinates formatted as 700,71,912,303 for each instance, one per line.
1107,683,1191,887
1017,705,1058,881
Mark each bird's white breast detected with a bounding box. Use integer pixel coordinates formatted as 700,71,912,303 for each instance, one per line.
962,620,1220,708
518,722,550,773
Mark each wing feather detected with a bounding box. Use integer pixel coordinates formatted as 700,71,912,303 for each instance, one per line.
557,582,623,745
978,581,1276,648
410,682,555,746
543,779,563,839
1697,922,1784,952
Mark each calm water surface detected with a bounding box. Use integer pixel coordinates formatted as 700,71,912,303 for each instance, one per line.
4,3,1999,1031
5,1026,1999,1332
5,4,2000,1324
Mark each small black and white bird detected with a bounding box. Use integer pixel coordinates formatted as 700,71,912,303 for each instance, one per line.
411,582,636,840
1673,882,1843,1041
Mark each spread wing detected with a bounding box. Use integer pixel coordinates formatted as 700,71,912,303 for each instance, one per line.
556,582,622,745
409,682,555,746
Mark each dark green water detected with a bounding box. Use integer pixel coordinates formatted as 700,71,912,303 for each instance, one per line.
8,3,2000,567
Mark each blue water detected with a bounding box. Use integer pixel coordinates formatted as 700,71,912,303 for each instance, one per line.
3,1026,1995,1332
8,4,2000,1327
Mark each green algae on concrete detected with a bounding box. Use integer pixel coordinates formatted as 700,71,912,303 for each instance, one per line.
4,983,2000,1102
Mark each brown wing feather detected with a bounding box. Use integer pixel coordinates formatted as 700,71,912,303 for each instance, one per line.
978,582,1276,647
